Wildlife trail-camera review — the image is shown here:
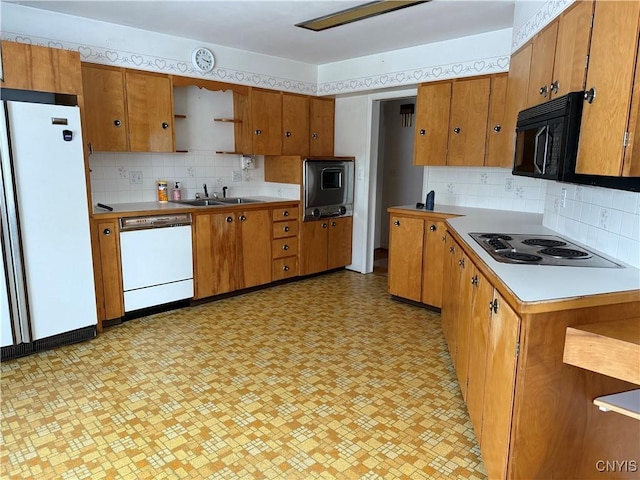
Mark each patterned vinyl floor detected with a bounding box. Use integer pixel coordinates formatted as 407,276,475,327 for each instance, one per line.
1,270,486,479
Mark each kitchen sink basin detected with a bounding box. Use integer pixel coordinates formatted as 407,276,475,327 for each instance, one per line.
215,197,262,204
170,197,263,207
171,199,224,207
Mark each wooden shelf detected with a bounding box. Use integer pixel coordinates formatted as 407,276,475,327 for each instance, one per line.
594,389,640,420
563,318,640,384
214,118,241,123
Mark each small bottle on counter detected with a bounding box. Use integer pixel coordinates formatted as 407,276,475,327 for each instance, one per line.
172,182,182,201
157,180,168,203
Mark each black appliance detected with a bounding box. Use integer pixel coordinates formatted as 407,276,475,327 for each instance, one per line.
303,158,355,221
513,91,584,182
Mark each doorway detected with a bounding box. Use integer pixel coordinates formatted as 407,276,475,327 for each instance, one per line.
372,97,422,273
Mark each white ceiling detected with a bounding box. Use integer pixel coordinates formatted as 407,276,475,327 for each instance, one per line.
6,0,515,65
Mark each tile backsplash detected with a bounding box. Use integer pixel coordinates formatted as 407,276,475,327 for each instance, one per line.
423,166,640,268
89,151,300,204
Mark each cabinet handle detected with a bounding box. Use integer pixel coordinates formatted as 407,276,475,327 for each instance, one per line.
226,216,233,223
113,119,122,127
239,215,246,222
161,122,169,129
312,132,318,139
283,265,290,272
331,221,337,227
449,246,455,253
103,228,111,236
539,85,548,97
550,80,559,94
584,87,596,104
255,129,262,135
88,142,93,155
419,129,426,136
283,210,289,217
471,275,479,287
429,224,436,232
458,258,465,268
453,127,461,134
442,236,446,242
283,225,290,232
285,131,291,137
322,223,327,228
394,220,400,227
493,124,501,133
283,244,289,251
490,298,498,314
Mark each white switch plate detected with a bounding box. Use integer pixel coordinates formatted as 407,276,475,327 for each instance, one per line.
232,171,242,182
130,171,143,184
505,178,514,192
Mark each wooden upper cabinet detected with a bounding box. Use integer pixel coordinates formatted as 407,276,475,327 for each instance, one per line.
551,0,594,98
413,81,452,166
447,77,491,166
485,73,509,167
577,0,640,177
81,64,128,152
251,88,283,155
309,97,335,156
503,44,533,163
125,70,174,152
526,21,559,106
282,93,309,156
1,41,82,95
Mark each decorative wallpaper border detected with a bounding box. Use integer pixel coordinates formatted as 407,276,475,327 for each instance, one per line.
511,0,572,52
0,32,319,95
318,56,510,95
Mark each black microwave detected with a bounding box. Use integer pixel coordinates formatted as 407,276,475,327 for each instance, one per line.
512,91,584,182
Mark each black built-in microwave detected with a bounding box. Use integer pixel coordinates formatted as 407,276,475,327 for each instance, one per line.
513,91,639,192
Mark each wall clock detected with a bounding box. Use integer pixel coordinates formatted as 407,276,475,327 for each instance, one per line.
191,47,215,72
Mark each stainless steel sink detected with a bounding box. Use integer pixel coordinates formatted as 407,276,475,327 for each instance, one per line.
215,197,262,204
170,197,263,207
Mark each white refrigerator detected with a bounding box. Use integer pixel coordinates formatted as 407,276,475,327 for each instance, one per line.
1,100,97,359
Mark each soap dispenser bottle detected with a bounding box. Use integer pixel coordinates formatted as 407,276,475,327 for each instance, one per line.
172,182,182,201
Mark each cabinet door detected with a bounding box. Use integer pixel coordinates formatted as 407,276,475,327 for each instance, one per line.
125,71,174,152
576,1,640,176
454,251,473,401
413,82,451,166
251,89,282,155
527,22,559,107
282,93,309,156
327,216,353,270
194,213,237,298
441,235,459,356
238,209,272,289
309,97,335,156
503,44,533,163
388,215,424,302
551,0,594,99
485,74,509,167
481,292,521,480
299,220,328,275
81,64,128,152
447,77,491,166
421,220,446,308
465,266,494,446
96,221,124,321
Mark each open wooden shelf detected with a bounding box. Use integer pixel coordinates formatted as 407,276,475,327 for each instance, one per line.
594,389,640,420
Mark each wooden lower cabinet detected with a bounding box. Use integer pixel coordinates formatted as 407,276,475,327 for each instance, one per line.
443,233,639,479
271,205,299,280
194,208,271,298
387,209,450,307
299,216,352,275
92,220,124,323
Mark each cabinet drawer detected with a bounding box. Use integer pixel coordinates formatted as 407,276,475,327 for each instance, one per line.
273,220,299,239
273,206,299,221
272,237,298,259
272,257,298,280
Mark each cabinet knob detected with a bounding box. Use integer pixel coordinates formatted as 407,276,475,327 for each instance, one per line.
550,80,559,94
331,221,337,227
539,85,548,97
161,122,169,129
283,265,290,272
283,210,289,217
584,87,596,104
429,224,436,232
419,129,426,136
103,228,111,236
471,275,479,287
493,124,501,133
322,223,327,228
285,131,291,137
312,132,318,139
393,220,400,227
113,119,122,127
226,216,233,223
489,298,498,314
453,127,461,134
283,244,289,251
449,246,455,253
458,258,465,268
283,225,290,232
442,236,446,242
255,129,262,135
239,215,246,222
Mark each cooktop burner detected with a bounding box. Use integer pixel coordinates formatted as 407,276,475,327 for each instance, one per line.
469,233,623,268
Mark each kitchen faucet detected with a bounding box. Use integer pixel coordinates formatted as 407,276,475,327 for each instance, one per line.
203,183,209,198
222,186,228,198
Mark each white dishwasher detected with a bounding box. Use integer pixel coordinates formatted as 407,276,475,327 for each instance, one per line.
119,213,193,312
